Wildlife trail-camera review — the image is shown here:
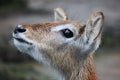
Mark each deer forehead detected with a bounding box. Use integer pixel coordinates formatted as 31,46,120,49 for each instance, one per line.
51,24,78,32
21,21,83,32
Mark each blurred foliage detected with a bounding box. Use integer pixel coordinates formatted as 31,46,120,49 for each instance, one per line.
103,35,113,47
0,62,51,80
0,0,28,12
101,26,120,48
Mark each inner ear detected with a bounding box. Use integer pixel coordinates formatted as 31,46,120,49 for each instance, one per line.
85,12,104,44
54,8,69,21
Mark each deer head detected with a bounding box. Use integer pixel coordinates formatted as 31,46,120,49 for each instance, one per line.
13,8,104,80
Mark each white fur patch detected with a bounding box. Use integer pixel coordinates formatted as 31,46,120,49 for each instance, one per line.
51,24,78,34
51,24,78,42
13,32,50,66
17,25,22,27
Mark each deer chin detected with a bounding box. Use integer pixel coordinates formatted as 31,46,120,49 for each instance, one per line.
12,33,51,66
12,33,35,54
13,37,32,45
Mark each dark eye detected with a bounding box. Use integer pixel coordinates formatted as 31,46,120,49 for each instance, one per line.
61,29,74,38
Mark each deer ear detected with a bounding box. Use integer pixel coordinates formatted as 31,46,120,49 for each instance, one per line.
54,8,69,21
84,12,104,46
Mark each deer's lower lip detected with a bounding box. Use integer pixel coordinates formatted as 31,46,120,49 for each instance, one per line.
13,37,32,45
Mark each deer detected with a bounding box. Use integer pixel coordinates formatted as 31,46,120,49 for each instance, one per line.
12,8,104,80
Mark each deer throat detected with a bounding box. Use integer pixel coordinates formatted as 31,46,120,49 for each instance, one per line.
52,54,98,80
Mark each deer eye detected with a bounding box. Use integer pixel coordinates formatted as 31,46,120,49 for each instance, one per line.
61,29,74,38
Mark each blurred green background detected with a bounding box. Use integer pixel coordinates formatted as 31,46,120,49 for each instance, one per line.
0,0,120,80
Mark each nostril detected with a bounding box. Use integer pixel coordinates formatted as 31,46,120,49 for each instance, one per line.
14,26,26,34
17,27,26,33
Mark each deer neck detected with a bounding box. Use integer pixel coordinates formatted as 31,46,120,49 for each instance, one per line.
52,53,98,80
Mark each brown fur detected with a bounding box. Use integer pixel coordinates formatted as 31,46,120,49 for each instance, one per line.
21,21,98,80
20,21,97,80
13,8,104,80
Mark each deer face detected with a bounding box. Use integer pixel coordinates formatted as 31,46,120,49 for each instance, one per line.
13,8,104,66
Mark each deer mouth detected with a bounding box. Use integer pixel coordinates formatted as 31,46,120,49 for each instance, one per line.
13,37,32,45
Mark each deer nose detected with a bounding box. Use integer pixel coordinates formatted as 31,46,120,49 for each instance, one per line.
14,25,26,34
